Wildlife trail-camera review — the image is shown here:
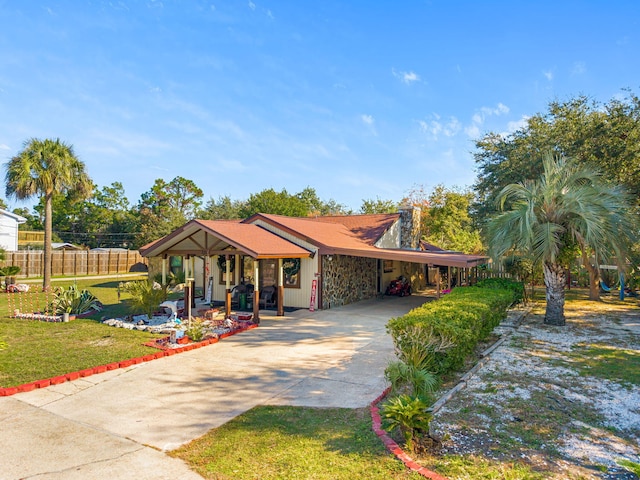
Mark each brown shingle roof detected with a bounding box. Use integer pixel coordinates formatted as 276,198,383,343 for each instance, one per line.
246,213,398,248
141,214,488,268
140,219,312,259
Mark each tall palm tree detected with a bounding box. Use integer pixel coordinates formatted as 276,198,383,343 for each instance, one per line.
5,138,92,291
487,154,636,326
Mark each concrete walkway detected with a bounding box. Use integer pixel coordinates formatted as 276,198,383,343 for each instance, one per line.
0,294,430,480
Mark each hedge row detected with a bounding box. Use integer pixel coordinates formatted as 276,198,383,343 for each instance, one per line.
386,281,523,376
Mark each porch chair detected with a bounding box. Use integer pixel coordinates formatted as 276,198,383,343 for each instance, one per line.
259,285,276,309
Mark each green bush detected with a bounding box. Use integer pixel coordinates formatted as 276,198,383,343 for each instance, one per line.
381,394,432,452
185,318,206,342
387,285,517,375
123,280,165,318
475,277,524,304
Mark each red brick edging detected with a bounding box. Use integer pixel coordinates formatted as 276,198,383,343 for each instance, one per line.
0,323,259,397
370,387,449,480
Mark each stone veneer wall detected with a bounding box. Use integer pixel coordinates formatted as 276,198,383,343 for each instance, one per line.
402,261,427,291
399,206,421,250
322,254,378,309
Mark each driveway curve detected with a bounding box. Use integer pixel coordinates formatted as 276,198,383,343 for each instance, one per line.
1,294,429,480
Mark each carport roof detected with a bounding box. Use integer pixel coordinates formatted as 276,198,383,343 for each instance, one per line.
139,219,313,259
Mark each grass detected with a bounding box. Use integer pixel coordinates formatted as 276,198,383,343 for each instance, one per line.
562,344,640,387
431,455,547,480
0,275,164,387
2,282,637,478
170,406,424,480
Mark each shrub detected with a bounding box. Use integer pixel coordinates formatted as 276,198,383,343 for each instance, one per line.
50,285,103,315
387,285,518,375
382,394,432,452
185,318,206,342
123,280,165,318
385,360,438,400
475,277,524,304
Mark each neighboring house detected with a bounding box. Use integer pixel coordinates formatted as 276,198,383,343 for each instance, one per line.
52,242,82,250
140,206,488,319
0,209,26,252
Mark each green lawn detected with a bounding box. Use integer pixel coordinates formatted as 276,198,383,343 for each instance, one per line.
4,281,636,479
170,406,424,480
0,275,164,387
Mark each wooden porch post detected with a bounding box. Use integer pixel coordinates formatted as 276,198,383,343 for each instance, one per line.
435,268,441,299
447,266,451,290
277,258,284,316
162,256,167,286
252,259,260,324
225,254,231,318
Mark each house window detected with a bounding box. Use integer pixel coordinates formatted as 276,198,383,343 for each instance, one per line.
283,258,301,288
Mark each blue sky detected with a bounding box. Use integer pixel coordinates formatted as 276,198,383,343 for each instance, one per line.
1,1,639,212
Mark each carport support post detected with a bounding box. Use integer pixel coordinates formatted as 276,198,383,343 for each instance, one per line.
162,256,167,286
225,254,231,318
277,258,284,316
435,268,441,299
447,266,451,290
253,259,260,324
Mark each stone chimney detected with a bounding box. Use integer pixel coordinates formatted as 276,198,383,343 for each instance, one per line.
399,205,421,250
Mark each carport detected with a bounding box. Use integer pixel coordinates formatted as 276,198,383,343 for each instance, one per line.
140,219,313,322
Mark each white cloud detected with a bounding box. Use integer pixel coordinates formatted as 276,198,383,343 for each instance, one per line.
418,115,460,140
0,144,10,150
504,116,529,134
464,124,480,138
146,1,164,9
392,68,420,85
248,1,256,10
543,70,554,81
361,114,377,136
267,9,274,19
480,103,509,116
571,61,586,75
464,102,511,138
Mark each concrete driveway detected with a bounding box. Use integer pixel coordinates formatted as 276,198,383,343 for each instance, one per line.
0,294,429,480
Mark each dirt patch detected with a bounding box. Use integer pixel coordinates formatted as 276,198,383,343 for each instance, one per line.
424,298,640,479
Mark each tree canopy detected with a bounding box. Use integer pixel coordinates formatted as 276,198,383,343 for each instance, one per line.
473,91,640,228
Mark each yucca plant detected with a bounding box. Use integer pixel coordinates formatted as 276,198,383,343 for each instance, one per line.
50,285,103,314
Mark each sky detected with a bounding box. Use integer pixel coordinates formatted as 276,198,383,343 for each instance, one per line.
1,1,639,213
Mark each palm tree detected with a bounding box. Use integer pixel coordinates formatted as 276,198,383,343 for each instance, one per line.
487,154,637,326
5,138,92,291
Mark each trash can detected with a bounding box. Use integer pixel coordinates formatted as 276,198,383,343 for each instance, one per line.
239,292,247,310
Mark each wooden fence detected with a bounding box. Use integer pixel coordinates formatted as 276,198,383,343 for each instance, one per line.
1,250,147,278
